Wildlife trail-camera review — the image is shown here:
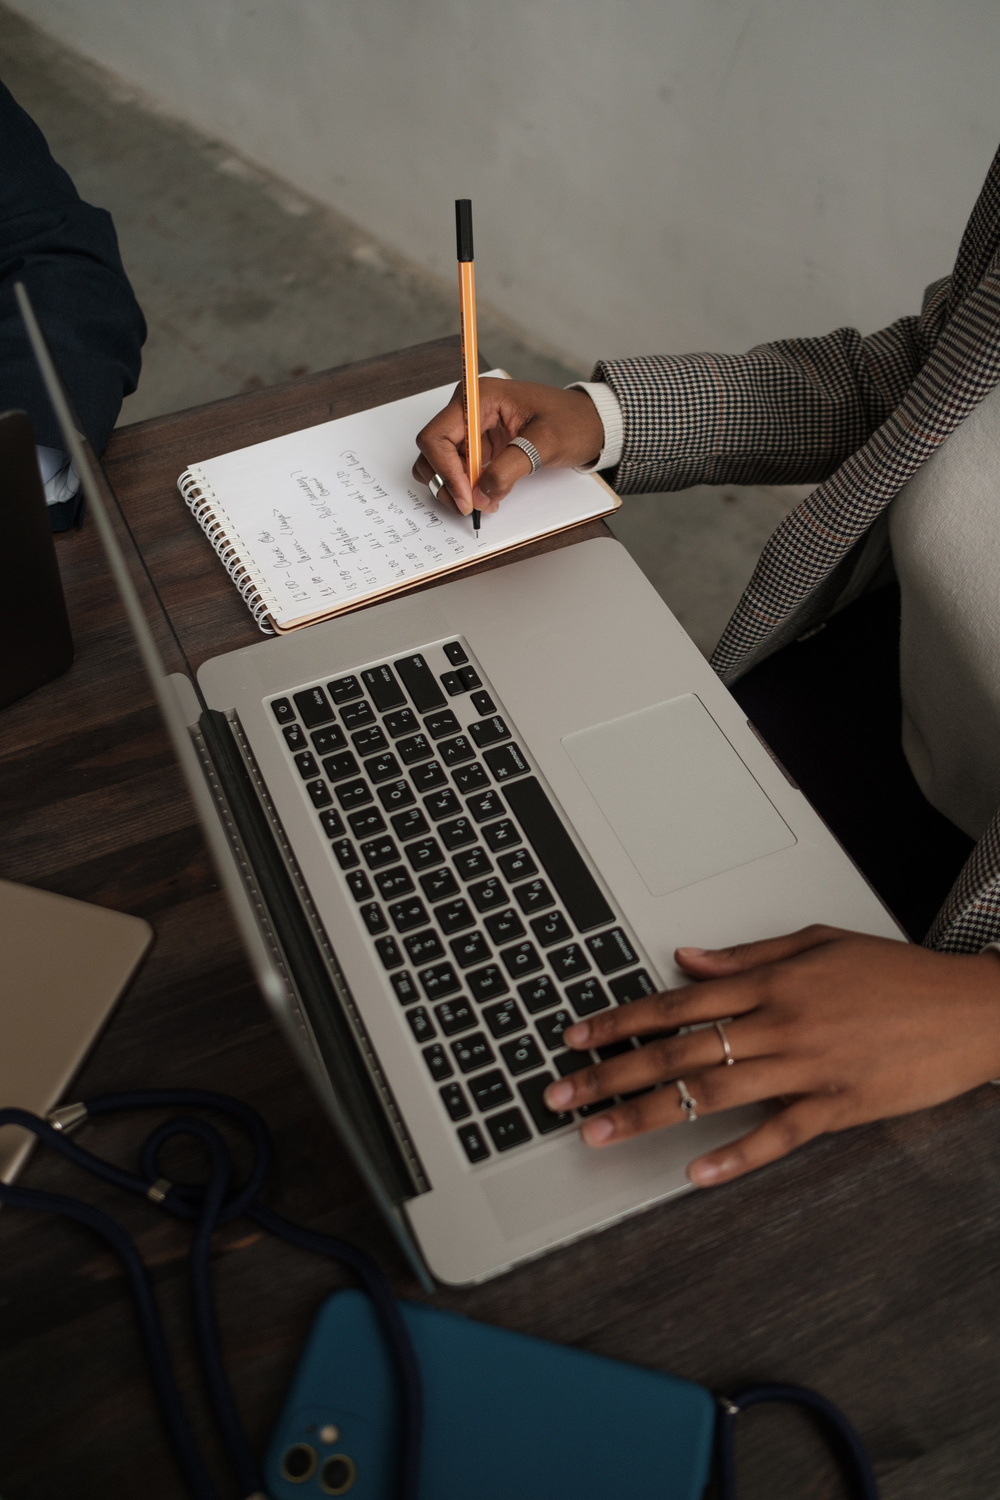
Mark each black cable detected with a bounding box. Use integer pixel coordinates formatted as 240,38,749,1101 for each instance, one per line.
715,1381,879,1499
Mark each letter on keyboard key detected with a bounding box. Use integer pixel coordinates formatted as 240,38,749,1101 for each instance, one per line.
484,908,525,943
469,715,510,747
363,664,407,711
549,943,590,980
434,897,475,933
361,836,400,869
529,910,572,947
336,779,372,810
482,998,526,1038
466,789,505,823
376,865,415,898
451,1032,495,1074
378,780,415,811
439,734,475,766
389,897,429,933
482,818,519,851
466,964,508,1002
514,877,555,914
565,977,610,1016
352,725,388,756
340,699,374,729
518,975,560,1014
424,787,461,820
469,1069,513,1111
348,808,386,838
499,1034,544,1076
384,708,420,739
410,760,447,793
609,969,659,1003
293,686,335,727
365,752,402,783
499,941,543,979
398,733,432,765
518,1072,572,1133
452,762,490,793
467,876,505,911
405,837,444,871
536,1010,573,1050
328,675,363,704
440,816,476,850
405,930,446,965
434,998,477,1036
586,928,639,975
454,847,493,882
418,961,461,999
393,654,446,712
391,808,429,841
421,867,460,901
450,931,491,969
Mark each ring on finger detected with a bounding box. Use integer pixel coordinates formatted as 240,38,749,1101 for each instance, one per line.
428,472,447,500
675,1078,698,1122
714,1019,735,1067
509,435,542,473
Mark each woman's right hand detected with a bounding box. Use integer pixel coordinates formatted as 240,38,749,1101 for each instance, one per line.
412,378,605,517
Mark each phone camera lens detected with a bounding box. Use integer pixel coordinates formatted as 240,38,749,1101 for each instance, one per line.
281,1443,318,1482
321,1453,357,1494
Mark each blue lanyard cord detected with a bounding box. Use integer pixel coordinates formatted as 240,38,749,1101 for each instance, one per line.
715,1382,880,1500
0,1089,422,1500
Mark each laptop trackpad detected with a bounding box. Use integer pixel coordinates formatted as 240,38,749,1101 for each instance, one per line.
561,694,794,896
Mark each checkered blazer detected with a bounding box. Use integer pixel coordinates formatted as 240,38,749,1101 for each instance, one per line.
593,144,1000,952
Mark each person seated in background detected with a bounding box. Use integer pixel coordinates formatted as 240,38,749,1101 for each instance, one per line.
0,79,145,529
415,143,1000,1190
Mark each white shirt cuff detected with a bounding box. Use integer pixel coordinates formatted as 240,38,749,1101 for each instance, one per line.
36,445,80,507
565,381,624,472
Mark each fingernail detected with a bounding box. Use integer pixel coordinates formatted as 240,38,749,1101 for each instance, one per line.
563,1023,590,1046
689,1157,729,1185
582,1116,614,1145
676,946,706,959
545,1081,573,1110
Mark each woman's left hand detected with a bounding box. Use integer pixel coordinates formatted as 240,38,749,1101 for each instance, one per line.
542,925,1000,1186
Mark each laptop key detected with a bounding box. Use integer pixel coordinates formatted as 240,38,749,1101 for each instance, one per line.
458,665,482,691
482,818,519,851
405,930,446,965
440,671,465,696
468,875,505,911
393,654,446,713
293,686,336,728
549,943,590,980
498,848,537,881
377,779,415,811
323,751,361,782
424,708,461,740
407,1007,436,1043
469,716,510,748
330,838,358,870
466,964,508,1002
363,664,407,712
420,867,460,901
443,640,469,665
345,869,373,901
566,977,610,1017
339,698,374,729
405,837,444,871
352,725,389,756
515,880,556,916
424,787,462,821
270,696,295,725
282,722,308,751
348,808,386,839
361,836,400,870
434,998,477,1036
483,743,530,781
470,689,496,716
418,961,461,999
388,897,429,933
390,971,419,1005
434,897,475,934
502,776,614,933
328,674,363,704
530,910,572,947
597,1041,636,1061
484,908,525,943
500,941,543,979
457,1123,490,1162
452,761,490,793
384,708,420,739
609,969,659,1003
519,1072,572,1133
440,816,476,851
536,1010,573,1050
423,1044,453,1082
518,975,561,1014
306,780,333,809
375,865,414,898
466,789,505,823
555,1049,593,1077
397,733,433,765
365,752,402,783
318,808,346,839
469,1069,513,1111
336,779,373,810
440,1082,472,1121
451,1032,495,1073
454,846,493,881
311,725,347,754
450,931,491,969
439,734,475,766
586,928,639,975
391,808,430,841
500,1034,545,1077
410,760,447,792
360,902,388,935
482,997,526,1038
374,935,403,969
485,1108,531,1152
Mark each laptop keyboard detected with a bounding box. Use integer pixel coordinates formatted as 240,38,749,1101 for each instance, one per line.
268,638,658,1166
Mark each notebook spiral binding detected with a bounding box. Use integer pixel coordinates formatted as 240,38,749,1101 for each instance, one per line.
178,470,276,635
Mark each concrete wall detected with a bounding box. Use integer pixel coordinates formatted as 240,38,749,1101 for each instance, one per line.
10,0,1000,369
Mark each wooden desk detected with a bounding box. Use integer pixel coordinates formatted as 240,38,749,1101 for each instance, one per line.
2,337,1000,1499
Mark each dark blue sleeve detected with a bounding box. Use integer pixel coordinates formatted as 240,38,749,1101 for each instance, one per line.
0,79,146,453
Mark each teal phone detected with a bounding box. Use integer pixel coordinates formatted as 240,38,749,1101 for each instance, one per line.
264,1290,715,1499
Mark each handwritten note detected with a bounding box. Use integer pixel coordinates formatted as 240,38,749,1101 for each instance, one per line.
181,375,617,630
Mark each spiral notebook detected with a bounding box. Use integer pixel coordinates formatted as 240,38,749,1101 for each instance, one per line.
178,375,619,633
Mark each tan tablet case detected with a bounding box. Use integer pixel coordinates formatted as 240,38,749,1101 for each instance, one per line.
0,880,153,1181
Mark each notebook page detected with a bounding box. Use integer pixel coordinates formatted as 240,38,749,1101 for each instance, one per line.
181,376,617,629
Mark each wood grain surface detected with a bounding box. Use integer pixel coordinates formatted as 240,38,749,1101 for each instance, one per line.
2,337,1000,1499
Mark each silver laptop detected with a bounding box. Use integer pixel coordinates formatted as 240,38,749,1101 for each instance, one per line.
21,286,902,1288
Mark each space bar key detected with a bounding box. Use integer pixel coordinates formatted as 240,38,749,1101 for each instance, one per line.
502,776,614,934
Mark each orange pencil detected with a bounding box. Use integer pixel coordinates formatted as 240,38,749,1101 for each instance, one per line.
456,199,481,536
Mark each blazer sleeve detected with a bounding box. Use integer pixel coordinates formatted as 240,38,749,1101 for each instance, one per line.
592,277,951,494
0,81,146,454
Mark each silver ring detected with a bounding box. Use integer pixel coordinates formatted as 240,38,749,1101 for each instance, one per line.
675,1078,698,1122
509,435,542,473
714,1019,734,1066
428,472,446,500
